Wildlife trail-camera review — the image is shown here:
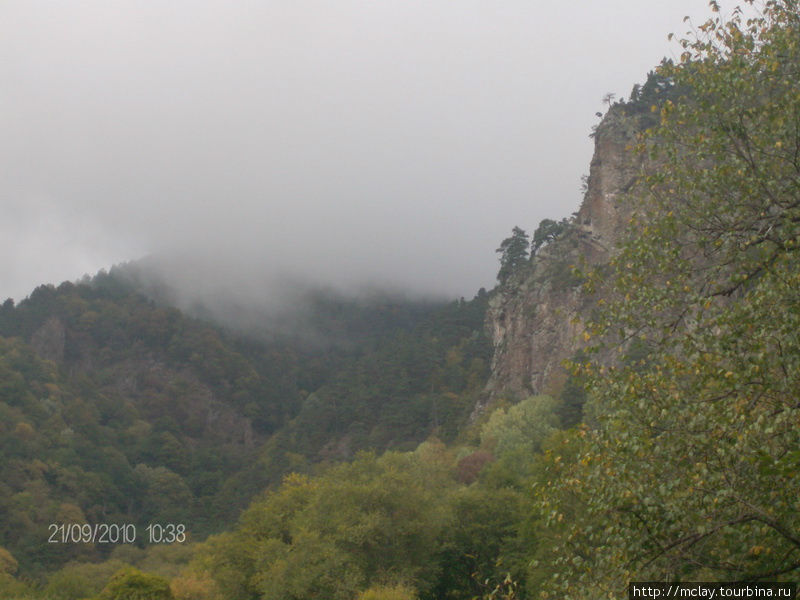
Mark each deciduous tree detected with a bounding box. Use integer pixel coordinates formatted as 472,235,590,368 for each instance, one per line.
538,1,800,595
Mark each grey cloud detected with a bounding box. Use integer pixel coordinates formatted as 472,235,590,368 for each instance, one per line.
0,0,745,304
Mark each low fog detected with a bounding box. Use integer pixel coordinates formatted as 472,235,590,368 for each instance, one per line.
1,1,745,307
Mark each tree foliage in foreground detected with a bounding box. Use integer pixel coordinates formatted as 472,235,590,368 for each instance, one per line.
195,434,533,600
95,567,173,600
538,1,800,596
196,449,454,600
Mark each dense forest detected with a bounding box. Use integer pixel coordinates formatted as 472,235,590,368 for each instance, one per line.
0,273,491,594
1,1,799,599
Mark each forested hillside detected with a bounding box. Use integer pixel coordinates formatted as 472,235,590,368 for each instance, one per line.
1,2,799,599
0,271,490,586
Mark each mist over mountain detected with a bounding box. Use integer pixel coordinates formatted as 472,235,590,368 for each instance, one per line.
0,0,747,304
107,254,454,346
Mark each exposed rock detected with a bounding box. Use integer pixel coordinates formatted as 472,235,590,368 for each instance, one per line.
204,388,256,448
118,358,257,447
575,110,644,246
481,108,644,407
318,435,353,461
30,317,66,363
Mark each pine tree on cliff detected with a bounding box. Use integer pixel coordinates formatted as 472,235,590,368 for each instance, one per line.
496,226,529,283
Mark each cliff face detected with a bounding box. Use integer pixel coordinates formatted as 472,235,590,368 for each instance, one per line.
30,316,66,363
483,109,644,401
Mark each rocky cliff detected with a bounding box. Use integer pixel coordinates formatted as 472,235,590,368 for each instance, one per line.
483,107,646,402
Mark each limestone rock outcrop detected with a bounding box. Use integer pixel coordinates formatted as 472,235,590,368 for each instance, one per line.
483,108,645,403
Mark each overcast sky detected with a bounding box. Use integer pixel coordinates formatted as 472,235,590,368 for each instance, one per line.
1,1,744,303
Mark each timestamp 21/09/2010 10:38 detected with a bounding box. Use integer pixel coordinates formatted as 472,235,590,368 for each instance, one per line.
47,522,187,545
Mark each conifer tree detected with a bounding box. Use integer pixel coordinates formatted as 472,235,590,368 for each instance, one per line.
496,227,530,283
